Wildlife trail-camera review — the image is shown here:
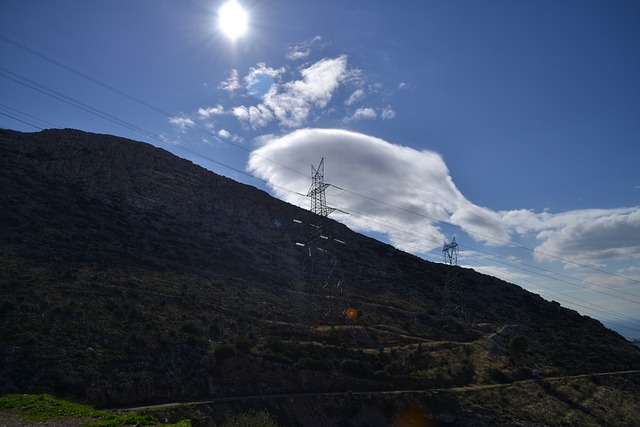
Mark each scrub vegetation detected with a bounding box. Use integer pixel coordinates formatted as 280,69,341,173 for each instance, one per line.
1,129,640,426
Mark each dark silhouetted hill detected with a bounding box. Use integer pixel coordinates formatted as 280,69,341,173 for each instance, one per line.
1,128,639,426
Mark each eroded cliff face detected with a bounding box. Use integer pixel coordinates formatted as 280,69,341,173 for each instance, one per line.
1,128,639,426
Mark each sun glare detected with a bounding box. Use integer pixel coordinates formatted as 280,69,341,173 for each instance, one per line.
218,0,248,40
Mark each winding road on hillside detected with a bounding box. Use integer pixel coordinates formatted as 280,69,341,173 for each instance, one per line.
1,371,638,426
119,369,640,412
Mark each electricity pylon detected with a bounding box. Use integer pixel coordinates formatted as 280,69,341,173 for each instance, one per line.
307,158,335,218
293,158,351,343
441,236,466,321
443,236,459,265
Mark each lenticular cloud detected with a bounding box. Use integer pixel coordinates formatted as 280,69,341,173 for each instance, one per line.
247,128,508,253
247,128,640,268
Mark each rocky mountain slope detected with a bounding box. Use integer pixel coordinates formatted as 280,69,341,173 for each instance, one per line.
1,128,639,426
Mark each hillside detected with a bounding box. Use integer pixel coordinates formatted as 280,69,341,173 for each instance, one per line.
1,128,639,426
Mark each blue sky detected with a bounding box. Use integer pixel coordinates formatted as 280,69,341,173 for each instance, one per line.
1,0,639,338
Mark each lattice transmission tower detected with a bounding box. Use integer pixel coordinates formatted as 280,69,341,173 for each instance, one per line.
442,236,459,265
307,158,335,218
441,236,465,320
293,158,357,343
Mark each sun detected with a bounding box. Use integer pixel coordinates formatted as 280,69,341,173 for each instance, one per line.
218,0,248,40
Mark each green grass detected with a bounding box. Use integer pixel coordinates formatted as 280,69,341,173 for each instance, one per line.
0,394,103,422
0,394,190,427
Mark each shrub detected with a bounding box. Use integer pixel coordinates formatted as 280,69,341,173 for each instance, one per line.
264,336,284,353
181,320,202,335
487,368,512,384
213,342,237,360
509,335,529,367
295,357,328,372
186,334,207,348
221,410,278,427
340,359,369,377
234,336,252,353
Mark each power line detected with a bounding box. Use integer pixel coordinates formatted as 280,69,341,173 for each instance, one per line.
0,1,211,106
4,63,639,319
0,103,59,130
462,252,640,327
331,184,640,286
4,86,638,332
0,67,257,182
0,32,310,183
0,111,41,130
334,201,640,305
329,193,640,303
335,204,640,334
338,204,640,334
5,29,635,295
0,34,174,118
0,67,160,139
2,24,638,328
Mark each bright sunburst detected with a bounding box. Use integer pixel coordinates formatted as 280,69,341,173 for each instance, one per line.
218,0,248,40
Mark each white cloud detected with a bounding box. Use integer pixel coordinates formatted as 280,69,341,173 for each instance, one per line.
230,107,247,124
168,116,195,131
346,107,377,122
214,129,242,143
247,128,486,253
345,89,365,106
232,104,274,129
211,52,395,131
267,56,348,125
286,36,323,60
247,128,640,272
531,208,640,267
287,50,310,61
159,133,181,146
230,56,350,129
381,108,396,120
451,203,512,244
198,105,225,118
496,207,640,268
245,63,284,99
219,69,242,92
